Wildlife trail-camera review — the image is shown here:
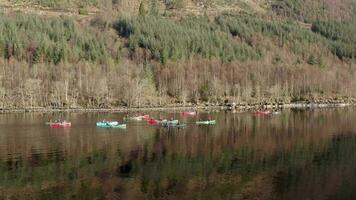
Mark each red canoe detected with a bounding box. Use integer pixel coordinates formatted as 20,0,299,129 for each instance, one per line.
180,111,197,116
50,122,72,128
147,119,158,125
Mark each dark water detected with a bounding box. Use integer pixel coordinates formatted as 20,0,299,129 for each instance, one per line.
1,108,356,200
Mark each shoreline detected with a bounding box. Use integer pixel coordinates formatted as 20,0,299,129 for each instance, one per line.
0,102,354,113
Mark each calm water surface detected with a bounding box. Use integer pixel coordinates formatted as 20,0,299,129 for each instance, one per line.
0,108,356,200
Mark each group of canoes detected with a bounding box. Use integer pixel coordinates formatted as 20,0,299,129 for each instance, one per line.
46,111,215,129
133,112,216,128
46,109,281,129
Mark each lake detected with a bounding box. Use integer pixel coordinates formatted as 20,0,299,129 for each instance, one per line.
0,108,356,200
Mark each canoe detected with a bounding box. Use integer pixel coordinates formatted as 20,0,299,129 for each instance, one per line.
196,120,216,125
130,116,143,121
161,120,179,125
255,111,270,115
50,122,71,128
147,119,159,125
127,115,150,121
100,124,126,129
174,124,187,128
163,123,186,128
180,111,197,116
96,121,119,127
96,123,126,129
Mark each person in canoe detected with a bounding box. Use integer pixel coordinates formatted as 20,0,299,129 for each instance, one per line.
103,119,110,126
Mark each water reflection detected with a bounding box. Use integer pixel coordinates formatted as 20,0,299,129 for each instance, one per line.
0,108,356,199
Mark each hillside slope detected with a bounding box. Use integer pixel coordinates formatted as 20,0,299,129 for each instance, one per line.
0,0,355,108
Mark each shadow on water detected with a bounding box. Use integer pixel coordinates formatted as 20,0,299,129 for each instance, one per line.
0,108,356,199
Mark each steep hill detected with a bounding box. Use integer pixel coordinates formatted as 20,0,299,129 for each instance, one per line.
2,0,355,19
0,0,355,108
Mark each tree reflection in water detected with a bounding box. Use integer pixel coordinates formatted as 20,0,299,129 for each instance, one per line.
0,108,356,199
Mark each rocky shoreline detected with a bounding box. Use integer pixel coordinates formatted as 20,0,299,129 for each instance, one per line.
0,100,354,113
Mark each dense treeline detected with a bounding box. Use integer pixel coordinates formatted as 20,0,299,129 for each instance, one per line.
116,14,325,64
117,14,354,61
0,14,110,65
219,15,356,59
312,20,356,58
216,15,319,44
115,15,261,63
272,0,355,22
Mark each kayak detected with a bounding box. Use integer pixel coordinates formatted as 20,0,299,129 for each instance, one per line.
96,123,126,129
196,120,216,125
96,121,119,127
180,111,197,116
49,122,71,128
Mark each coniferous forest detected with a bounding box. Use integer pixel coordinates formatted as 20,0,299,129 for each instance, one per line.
0,0,356,108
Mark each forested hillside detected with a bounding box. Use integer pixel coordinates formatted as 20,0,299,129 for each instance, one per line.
0,0,355,108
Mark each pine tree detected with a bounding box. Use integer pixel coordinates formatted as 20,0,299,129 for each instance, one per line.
139,1,146,16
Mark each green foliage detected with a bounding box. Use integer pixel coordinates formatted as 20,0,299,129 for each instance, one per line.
199,80,213,101
272,0,304,20
0,14,108,64
272,0,355,23
215,15,320,44
115,13,356,63
312,20,356,44
115,15,261,63
312,20,356,58
141,64,158,99
150,0,160,16
307,54,318,65
139,1,147,16
217,14,356,59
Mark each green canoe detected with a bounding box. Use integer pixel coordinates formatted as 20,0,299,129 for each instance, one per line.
196,120,216,125
96,122,127,129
